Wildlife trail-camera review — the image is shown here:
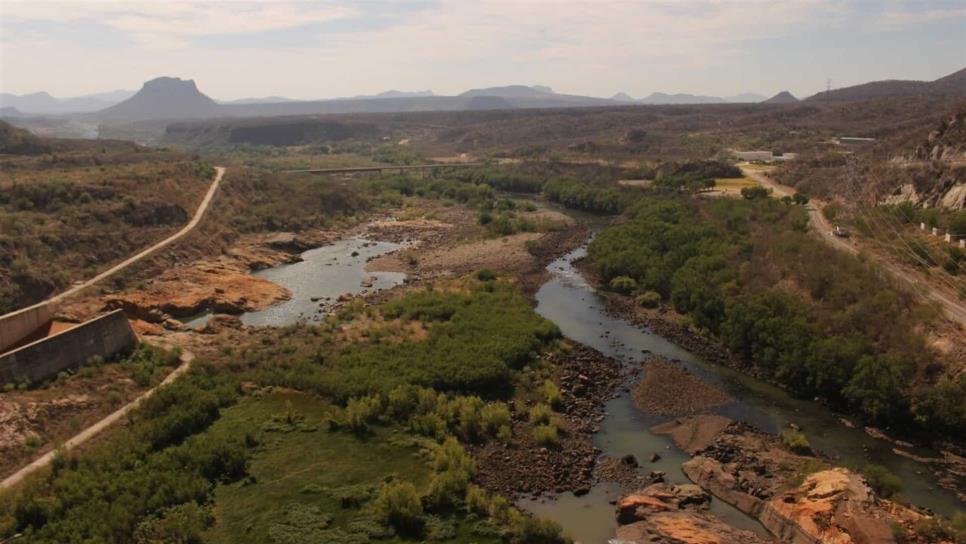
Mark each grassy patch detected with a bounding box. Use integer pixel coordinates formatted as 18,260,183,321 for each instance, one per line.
204,393,498,544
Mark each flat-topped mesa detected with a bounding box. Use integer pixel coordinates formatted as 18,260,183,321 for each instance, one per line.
97,76,222,121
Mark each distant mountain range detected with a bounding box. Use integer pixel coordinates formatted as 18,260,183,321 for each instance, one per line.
611,91,766,104
0,89,134,114
2,66,964,122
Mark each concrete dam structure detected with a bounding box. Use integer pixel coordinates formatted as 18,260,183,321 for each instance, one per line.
0,302,53,354
0,308,138,385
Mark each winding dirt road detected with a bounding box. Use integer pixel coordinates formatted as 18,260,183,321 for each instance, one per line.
45,166,226,306
740,165,966,326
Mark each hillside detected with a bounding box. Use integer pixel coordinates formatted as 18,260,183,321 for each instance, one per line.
0,131,211,311
0,120,51,154
806,66,966,102
97,77,222,121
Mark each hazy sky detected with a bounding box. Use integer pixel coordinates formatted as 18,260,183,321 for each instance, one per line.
1,0,965,100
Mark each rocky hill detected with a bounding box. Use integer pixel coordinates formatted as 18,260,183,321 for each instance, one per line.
97,77,222,122
806,66,966,102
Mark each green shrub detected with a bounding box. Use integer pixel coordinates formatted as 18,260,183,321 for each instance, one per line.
779,428,811,453
425,469,471,511
386,385,418,420
373,481,424,534
741,185,771,199
533,424,559,447
508,511,570,544
609,275,638,294
541,380,563,410
480,403,511,436
528,403,553,425
862,464,903,498
345,395,381,435
635,290,661,308
465,484,490,516
433,437,476,476
133,502,213,544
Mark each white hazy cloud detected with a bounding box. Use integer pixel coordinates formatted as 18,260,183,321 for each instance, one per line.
1,0,964,99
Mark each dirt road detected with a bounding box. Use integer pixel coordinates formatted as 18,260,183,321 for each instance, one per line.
740,165,966,326
44,166,226,306
0,350,195,490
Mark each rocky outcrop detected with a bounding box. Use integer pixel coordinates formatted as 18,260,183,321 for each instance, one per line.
614,483,773,544
760,469,896,544
675,420,933,544
104,259,288,322
915,107,966,163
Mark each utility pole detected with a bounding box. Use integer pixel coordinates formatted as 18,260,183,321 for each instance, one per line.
826,78,832,101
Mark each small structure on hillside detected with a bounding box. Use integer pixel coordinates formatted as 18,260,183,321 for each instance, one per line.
836,137,877,145
730,150,798,163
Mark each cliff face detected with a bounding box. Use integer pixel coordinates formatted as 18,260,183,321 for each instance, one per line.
882,107,966,210
916,107,966,162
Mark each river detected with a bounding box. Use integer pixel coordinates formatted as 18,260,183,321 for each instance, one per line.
185,221,962,542
521,241,964,543
183,237,406,329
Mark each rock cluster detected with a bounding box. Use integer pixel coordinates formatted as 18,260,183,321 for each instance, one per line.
614,483,772,544
471,343,623,498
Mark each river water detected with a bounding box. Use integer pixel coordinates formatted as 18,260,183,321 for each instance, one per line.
185,222,962,542
521,242,964,543
183,237,406,329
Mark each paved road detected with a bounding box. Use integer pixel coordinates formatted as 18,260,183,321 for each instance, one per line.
740,165,966,326
43,166,226,306
0,350,195,490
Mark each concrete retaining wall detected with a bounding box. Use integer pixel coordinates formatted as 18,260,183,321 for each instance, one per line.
0,303,52,354
0,310,137,384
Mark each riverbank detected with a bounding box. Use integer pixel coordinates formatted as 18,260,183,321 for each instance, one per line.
472,343,625,499
575,255,966,507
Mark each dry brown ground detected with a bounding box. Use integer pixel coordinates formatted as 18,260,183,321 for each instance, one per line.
0,363,176,479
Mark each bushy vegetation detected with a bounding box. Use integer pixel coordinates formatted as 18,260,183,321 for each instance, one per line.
542,179,623,213
1,363,242,542
588,195,959,436
244,281,560,401
779,428,811,454
862,464,903,498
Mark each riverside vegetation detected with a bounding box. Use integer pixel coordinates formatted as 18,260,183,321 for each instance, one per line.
0,279,573,543
588,194,965,438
